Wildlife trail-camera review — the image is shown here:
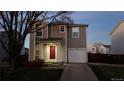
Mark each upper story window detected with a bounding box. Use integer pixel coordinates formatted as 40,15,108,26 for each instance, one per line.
72,27,80,38
36,29,43,37
59,25,65,32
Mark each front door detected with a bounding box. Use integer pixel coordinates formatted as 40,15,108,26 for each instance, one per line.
50,46,55,59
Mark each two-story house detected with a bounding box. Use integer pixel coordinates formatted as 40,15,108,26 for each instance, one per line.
29,22,88,63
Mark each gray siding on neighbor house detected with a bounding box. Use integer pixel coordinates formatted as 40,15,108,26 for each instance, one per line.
0,43,26,61
0,43,9,61
111,22,124,54
111,31,124,54
67,26,87,48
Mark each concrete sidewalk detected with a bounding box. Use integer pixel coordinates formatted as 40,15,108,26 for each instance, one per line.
60,63,98,81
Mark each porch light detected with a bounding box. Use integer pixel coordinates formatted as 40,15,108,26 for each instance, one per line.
50,43,53,45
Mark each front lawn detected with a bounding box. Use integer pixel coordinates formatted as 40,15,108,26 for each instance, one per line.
89,64,124,81
4,68,63,81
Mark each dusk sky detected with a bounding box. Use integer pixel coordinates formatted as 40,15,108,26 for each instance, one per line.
25,11,124,48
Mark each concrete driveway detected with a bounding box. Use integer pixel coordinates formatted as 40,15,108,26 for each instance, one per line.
60,63,98,81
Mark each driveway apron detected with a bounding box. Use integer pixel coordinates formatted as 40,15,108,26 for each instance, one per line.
60,63,98,81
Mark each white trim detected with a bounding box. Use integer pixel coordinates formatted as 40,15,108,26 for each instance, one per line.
33,32,36,60
49,45,57,62
47,26,48,38
72,27,80,38
65,25,67,62
68,48,88,63
42,43,60,62
57,43,61,62
36,43,64,62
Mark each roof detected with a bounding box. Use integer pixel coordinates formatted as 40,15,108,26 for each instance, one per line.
110,20,124,35
103,45,111,48
50,22,88,27
38,38,63,41
68,24,88,27
49,22,69,25
36,38,64,44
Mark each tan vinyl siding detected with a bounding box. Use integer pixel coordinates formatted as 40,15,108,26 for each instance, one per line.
67,26,87,48
36,25,48,39
42,26,48,38
29,22,48,61
50,24,67,38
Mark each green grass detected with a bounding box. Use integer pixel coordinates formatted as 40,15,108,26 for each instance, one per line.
4,68,63,81
89,64,124,81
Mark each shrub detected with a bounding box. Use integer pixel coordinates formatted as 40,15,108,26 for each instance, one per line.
25,59,44,68
14,55,28,68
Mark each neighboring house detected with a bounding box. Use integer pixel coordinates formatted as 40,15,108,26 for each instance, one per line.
88,45,97,54
88,43,110,54
0,31,9,61
103,45,111,54
0,31,27,61
110,21,124,54
29,22,88,63
20,47,29,55
0,43,9,61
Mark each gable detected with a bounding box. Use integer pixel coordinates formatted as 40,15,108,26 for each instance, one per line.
110,21,124,36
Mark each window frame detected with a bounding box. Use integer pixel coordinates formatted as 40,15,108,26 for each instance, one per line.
72,27,80,38
59,25,65,32
36,29,43,37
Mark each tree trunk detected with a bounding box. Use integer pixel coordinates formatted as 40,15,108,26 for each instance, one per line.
10,58,16,72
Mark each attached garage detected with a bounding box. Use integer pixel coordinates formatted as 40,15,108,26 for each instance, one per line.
68,48,88,63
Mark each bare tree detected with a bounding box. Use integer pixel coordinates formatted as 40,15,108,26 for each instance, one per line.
0,11,72,68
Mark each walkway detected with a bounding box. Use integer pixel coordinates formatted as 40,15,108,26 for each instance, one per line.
60,63,98,81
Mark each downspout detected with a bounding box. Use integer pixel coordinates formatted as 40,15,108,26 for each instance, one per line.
67,24,68,63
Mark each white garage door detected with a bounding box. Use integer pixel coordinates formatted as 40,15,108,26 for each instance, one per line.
68,48,87,63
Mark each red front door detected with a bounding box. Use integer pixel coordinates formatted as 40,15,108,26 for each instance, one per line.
50,46,55,59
